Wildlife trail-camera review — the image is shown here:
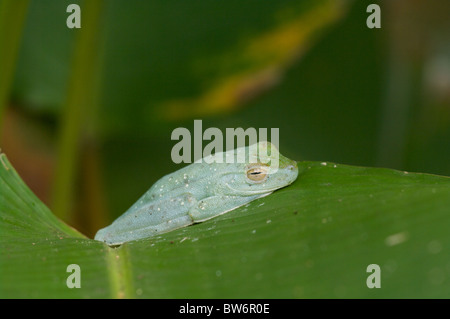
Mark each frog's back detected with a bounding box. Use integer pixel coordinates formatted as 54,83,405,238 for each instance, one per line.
143,162,212,199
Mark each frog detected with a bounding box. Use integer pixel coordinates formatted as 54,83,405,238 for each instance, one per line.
94,141,298,245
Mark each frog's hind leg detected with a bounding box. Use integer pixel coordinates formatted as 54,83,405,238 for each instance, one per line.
153,214,194,235
188,194,263,223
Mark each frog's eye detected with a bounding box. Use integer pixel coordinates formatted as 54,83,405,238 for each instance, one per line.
246,164,269,183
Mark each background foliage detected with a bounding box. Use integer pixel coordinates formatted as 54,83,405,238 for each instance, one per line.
0,0,449,298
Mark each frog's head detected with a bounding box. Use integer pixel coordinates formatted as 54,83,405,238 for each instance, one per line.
216,141,298,196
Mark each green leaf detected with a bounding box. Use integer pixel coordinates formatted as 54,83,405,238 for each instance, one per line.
1,152,449,298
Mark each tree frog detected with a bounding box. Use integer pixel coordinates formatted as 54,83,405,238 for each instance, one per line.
94,141,298,245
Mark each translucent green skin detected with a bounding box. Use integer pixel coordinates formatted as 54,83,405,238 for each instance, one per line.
94,142,298,245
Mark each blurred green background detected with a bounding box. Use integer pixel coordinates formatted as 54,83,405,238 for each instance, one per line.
1,0,449,240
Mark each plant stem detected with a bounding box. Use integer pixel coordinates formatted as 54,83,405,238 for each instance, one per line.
51,0,104,221
0,0,29,136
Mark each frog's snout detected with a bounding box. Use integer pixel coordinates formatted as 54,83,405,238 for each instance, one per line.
286,163,297,171
285,161,298,183
286,159,298,171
